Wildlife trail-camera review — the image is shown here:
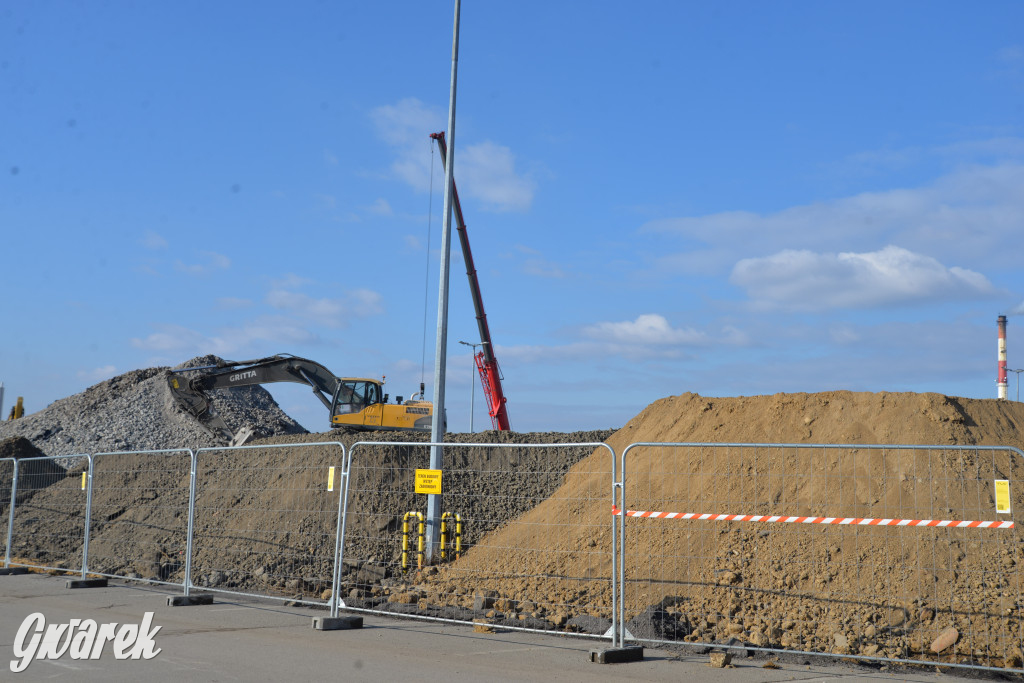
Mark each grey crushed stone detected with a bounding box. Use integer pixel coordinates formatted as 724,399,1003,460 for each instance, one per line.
0,355,305,457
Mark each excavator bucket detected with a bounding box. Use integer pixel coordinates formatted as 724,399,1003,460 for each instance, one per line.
229,425,256,447
166,371,234,443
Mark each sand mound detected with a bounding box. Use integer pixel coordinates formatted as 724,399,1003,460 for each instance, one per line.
606,391,1024,451
427,391,1024,664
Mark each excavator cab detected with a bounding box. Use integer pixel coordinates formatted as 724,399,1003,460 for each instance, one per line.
330,378,432,432
332,379,380,414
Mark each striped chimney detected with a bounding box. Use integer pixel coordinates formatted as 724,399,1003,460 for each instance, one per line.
998,315,1008,400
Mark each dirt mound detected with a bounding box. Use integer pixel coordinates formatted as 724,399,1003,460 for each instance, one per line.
0,436,65,499
0,436,46,461
605,391,1024,451
427,391,1024,663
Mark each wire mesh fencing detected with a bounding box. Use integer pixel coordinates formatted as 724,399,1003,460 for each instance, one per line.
6,454,92,575
618,442,1024,673
85,449,194,587
188,441,346,607
1,457,14,566
340,441,619,642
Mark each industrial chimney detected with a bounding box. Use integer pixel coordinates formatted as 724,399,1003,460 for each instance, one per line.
998,315,1008,400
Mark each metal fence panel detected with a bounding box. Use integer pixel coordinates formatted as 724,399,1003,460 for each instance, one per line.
7,454,92,574
619,442,1024,673
1,458,14,567
341,441,617,642
189,442,345,607
86,449,194,586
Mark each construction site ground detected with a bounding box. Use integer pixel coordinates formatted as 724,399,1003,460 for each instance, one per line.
4,362,1024,675
0,572,978,682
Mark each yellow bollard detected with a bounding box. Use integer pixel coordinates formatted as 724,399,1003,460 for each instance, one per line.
401,511,425,573
440,513,448,560
440,512,463,561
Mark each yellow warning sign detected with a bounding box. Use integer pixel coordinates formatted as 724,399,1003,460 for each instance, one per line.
81,472,87,490
415,469,442,495
328,466,336,492
995,480,1011,514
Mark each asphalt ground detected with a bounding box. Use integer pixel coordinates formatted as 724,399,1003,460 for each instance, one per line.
0,572,995,682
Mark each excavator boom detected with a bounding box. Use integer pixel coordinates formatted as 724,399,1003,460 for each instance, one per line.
167,354,435,442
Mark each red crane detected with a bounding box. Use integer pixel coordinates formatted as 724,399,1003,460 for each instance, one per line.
431,131,511,431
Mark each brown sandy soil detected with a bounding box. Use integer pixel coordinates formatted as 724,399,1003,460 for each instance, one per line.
7,385,1024,668
424,392,1024,668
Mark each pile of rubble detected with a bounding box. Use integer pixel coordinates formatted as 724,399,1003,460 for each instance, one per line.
0,356,305,457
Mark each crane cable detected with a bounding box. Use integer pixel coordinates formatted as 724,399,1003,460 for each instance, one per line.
420,139,435,391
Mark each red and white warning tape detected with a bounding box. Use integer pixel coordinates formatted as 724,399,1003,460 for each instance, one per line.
611,506,1013,529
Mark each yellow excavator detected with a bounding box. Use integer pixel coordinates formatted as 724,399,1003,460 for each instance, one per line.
6,396,24,421
167,354,435,441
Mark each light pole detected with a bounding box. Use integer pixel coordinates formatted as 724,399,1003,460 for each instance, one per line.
1010,369,1024,402
459,340,479,432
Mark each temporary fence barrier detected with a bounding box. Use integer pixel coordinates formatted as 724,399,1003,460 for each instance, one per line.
1,457,14,567
617,442,1024,674
339,440,620,645
6,454,93,575
4,435,1023,677
85,449,194,587
188,441,346,608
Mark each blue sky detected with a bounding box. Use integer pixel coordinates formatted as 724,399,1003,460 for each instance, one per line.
3,2,1024,433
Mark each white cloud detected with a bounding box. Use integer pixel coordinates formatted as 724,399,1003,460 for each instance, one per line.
365,198,393,216
523,257,565,278
76,365,116,383
371,98,535,211
271,273,312,289
266,285,383,327
1010,301,1024,316
496,315,742,365
175,251,231,276
583,314,708,345
644,160,1024,271
371,98,445,148
130,319,320,358
140,230,167,250
458,141,536,212
216,297,252,310
730,245,995,311
370,98,445,193
131,325,224,354
513,244,566,278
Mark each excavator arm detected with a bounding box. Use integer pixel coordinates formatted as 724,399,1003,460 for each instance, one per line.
167,354,342,442
167,354,436,441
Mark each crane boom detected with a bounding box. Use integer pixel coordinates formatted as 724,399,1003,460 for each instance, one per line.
431,131,511,431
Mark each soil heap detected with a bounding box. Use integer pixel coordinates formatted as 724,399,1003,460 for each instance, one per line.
426,391,1024,665
0,356,305,457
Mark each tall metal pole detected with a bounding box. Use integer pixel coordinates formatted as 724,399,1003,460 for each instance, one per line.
427,0,461,564
459,340,479,432
1010,369,1024,402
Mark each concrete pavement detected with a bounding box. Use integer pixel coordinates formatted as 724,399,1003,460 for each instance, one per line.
0,572,986,682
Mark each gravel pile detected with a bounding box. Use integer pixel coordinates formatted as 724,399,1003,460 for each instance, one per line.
0,356,305,457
